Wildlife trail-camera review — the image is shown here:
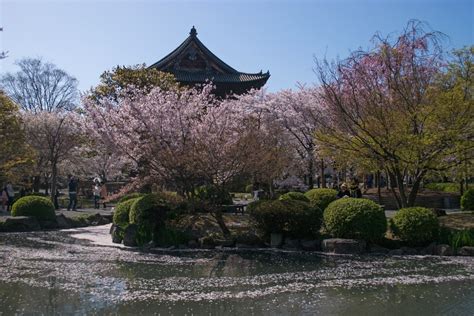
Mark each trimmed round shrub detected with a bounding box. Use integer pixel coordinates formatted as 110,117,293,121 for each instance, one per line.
304,188,338,210
324,198,386,241
195,185,233,205
249,199,322,238
129,194,170,225
391,207,439,245
461,189,474,211
118,193,146,203
113,198,139,228
279,191,310,203
11,196,56,220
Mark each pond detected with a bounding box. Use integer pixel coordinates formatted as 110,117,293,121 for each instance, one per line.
0,225,473,315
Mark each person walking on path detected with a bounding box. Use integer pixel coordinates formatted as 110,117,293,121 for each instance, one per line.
6,182,15,212
67,175,78,211
93,181,101,209
100,182,108,209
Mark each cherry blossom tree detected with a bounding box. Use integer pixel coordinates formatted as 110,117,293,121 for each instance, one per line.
83,84,273,235
314,21,472,207
268,87,326,189
23,111,82,200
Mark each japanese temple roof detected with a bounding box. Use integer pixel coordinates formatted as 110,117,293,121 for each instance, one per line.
149,27,269,93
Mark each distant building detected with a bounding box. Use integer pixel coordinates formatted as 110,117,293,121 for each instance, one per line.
149,26,270,97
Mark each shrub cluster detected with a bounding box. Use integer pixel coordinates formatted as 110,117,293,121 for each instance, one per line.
461,189,474,211
195,185,233,205
11,196,56,221
424,182,459,193
304,188,338,211
113,198,139,228
118,193,146,203
279,191,309,203
249,199,322,238
324,198,386,242
390,207,439,245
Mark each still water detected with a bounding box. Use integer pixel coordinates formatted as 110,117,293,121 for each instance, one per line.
0,225,473,315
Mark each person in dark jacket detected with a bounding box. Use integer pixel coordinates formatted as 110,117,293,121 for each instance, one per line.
67,175,78,211
337,183,351,198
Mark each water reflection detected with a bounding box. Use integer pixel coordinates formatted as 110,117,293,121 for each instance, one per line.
0,225,473,315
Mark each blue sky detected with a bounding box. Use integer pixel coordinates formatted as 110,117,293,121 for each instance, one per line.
0,0,472,92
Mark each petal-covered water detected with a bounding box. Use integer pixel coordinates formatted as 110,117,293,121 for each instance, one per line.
0,225,473,315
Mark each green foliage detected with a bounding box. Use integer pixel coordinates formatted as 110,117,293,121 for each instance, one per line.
390,207,439,245
118,193,146,203
129,194,170,225
153,226,190,247
249,199,322,238
195,185,233,205
89,65,179,103
461,189,474,210
11,196,55,220
304,188,338,210
245,184,254,193
0,91,33,182
324,198,386,242
425,182,460,193
113,198,139,228
279,191,310,203
449,229,474,250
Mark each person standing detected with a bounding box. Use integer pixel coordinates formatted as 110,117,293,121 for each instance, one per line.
93,181,101,209
100,182,108,209
67,175,78,211
6,182,15,212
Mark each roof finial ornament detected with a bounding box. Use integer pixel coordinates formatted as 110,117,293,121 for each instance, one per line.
190,26,197,37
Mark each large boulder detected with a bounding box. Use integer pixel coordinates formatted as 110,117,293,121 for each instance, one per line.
458,246,474,256
123,224,138,247
321,238,366,254
56,214,72,229
434,244,453,256
110,224,124,244
2,216,41,231
283,237,301,249
300,239,321,251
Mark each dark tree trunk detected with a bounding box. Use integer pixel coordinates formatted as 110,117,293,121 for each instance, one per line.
376,171,382,205
33,175,41,193
320,159,326,188
211,209,231,237
308,159,314,189
50,162,58,203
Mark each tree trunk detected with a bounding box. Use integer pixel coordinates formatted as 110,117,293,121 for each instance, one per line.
394,168,408,208
211,209,231,237
376,171,382,205
308,158,314,189
320,159,326,188
33,175,41,193
50,162,58,203
407,174,424,207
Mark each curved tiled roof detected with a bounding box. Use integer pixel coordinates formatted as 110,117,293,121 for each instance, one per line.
148,27,270,88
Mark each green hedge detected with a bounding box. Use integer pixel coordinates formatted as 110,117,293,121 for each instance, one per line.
279,192,309,203
118,193,146,203
113,198,139,228
390,207,439,246
249,199,322,238
305,188,338,211
12,196,56,221
461,189,474,211
425,182,459,193
195,185,233,205
324,198,386,242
